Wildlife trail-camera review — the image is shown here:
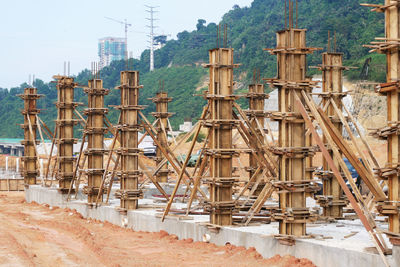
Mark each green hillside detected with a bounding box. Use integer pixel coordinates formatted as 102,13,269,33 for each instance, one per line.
1,0,386,138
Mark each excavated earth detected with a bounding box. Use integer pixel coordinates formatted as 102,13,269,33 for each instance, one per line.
0,192,315,267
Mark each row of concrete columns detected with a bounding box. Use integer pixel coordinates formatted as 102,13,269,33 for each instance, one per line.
20,3,400,244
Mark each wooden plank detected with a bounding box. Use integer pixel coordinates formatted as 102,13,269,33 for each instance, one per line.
317,103,386,200
160,105,206,222
140,112,208,201
295,92,389,266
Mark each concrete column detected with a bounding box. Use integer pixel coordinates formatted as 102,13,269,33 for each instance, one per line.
364,0,400,244
246,83,268,195
315,52,348,219
115,71,143,210
204,48,237,226
54,76,78,193
18,87,41,185
150,91,172,183
267,28,318,237
83,79,109,204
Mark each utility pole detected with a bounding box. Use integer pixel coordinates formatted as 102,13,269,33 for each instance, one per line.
145,5,158,72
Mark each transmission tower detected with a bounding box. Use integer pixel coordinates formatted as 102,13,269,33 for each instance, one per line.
145,5,159,72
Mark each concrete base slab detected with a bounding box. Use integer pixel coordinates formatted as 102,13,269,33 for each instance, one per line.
25,185,397,267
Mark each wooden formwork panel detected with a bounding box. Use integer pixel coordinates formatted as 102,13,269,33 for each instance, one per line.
84,79,108,204
151,91,172,183
267,28,319,237
0,179,24,191
319,52,347,218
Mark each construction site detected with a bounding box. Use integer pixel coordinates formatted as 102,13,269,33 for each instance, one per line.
4,0,400,266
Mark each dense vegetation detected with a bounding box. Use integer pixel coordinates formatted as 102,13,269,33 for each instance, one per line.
1,0,386,138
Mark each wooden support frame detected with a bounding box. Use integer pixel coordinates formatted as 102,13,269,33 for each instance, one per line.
53,75,78,193
203,48,237,226
83,79,109,204
95,116,170,204
246,83,269,195
363,1,400,243
18,87,41,186
115,71,143,210
266,28,320,237
150,92,173,183
315,52,348,218
295,91,390,266
140,110,209,200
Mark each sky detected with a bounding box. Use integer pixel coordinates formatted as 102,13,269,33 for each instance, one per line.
0,0,253,89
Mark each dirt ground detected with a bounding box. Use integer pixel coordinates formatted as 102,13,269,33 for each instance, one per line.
0,192,315,267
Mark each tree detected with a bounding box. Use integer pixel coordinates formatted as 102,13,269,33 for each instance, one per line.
196,19,206,31
154,35,167,45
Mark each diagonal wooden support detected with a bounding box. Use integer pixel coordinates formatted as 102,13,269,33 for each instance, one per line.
151,120,200,176
181,128,211,202
139,110,208,200
330,99,374,174
161,119,202,221
106,153,120,204
36,115,48,158
44,124,57,186
234,112,276,177
185,128,211,214
302,91,389,254
234,103,278,169
302,91,371,206
102,115,169,202
317,97,386,200
158,106,208,221
294,91,389,267
37,116,54,140
185,154,210,215
342,101,381,169
67,132,86,200
26,114,43,185
95,130,119,206
243,180,274,225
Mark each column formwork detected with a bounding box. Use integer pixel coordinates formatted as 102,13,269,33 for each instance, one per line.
267,28,319,237
115,71,143,210
150,92,172,183
246,83,269,195
19,87,41,185
365,0,400,245
83,79,109,204
315,52,348,218
204,48,238,226
54,76,78,193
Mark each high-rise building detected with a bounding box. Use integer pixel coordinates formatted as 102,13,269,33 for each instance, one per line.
98,37,126,69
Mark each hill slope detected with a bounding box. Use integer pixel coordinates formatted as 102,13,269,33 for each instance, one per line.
1,0,385,138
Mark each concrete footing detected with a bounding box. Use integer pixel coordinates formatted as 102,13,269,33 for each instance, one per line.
25,185,397,267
